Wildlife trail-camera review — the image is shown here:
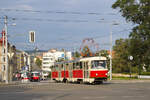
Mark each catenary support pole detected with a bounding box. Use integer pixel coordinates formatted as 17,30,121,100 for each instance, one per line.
110,24,112,80
4,16,8,84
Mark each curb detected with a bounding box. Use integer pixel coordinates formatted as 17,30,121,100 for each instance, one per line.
108,80,150,83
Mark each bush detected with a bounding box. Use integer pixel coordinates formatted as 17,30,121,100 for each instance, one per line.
112,76,138,80
48,72,51,78
141,72,150,75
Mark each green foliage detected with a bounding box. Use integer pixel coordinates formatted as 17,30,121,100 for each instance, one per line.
48,72,51,78
141,72,150,76
112,0,150,73
112,76,138,80
74,51,80,58
112,0,150,25
81,46,92,57
35,57,42,68
96,50,109,57
112,38,131,73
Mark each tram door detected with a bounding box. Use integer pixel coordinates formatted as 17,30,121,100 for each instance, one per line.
58,64,61,81
69,63,73,81
84,62,89,78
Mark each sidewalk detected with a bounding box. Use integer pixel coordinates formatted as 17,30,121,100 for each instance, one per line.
0,78,53,85
0,80,22,85
108,79,150,84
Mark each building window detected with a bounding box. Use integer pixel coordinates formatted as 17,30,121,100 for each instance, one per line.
43,58,50,60
3,57,5,62
43,62,50,64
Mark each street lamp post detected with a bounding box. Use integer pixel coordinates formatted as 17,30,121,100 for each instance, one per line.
109,22,119,80
98,19,119,80
4,16,9,84
129,56,133,78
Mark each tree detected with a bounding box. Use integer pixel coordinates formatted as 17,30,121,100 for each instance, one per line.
81,46,93,57
112,0,150,73
74,51,80,58
112,0,150,25
35,57,42,69
113,39,131,73
95,50,109,57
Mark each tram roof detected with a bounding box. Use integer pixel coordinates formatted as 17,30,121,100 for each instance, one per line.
54,56,106,65
54,58,79,65
80,56,107,61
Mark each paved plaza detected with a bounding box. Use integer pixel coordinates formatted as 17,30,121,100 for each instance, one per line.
0,80,150,100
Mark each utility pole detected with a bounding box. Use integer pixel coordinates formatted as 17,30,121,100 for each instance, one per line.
4,16,8,84
109,22,119,80
109,24,112,80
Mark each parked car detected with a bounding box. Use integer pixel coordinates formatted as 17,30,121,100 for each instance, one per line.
21,71,31,82
30,71,41,82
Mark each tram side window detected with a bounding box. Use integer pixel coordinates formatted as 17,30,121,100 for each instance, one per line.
76,62,80,69
85,62,88,70
73,63,75,69
56,65,58,71
58,64,61,70
61,64,64,70
83,62,86,69
69,63,73,70
79,62,82,69
66,63,69,70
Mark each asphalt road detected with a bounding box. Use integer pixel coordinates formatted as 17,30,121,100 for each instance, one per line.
0,80,150,100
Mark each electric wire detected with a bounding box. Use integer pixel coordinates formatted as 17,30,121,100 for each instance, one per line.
0,8,117,16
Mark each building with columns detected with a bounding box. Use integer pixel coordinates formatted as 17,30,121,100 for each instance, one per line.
0,29,18,82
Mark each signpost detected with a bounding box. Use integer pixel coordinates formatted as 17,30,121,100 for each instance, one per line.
129,56,133,78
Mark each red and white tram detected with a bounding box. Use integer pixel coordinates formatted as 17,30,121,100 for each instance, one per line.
51,56,108,84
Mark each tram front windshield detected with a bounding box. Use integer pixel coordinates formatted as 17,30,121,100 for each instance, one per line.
91,60,106,69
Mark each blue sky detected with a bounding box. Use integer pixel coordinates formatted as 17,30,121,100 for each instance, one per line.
0,0,133,51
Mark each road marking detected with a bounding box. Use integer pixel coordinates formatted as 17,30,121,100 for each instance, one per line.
82,96,106,99
0,91,24,95
122,96,145,98
32,98,43,100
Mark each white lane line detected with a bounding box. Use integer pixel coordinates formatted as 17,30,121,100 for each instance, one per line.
122,96,145,98
82,96,107,99
0,91,24,95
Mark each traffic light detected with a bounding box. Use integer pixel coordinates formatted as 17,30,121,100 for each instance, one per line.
29,31,35,43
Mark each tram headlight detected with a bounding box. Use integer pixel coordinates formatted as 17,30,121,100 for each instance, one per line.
105,73,108,76
96,73,98,76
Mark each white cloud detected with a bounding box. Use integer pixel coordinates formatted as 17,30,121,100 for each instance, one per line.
16,4,33,10
65,0,80,5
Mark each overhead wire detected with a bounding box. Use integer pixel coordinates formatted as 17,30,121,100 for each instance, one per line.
0,16,90,23
0,15,131,46
0,8,117,16
0,9,131,50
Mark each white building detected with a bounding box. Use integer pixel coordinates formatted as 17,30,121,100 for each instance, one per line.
42,49,72,72
42,53,54,72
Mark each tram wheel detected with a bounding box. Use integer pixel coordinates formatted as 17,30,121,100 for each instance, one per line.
79,81,84,84
63,78,67,83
